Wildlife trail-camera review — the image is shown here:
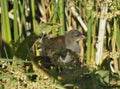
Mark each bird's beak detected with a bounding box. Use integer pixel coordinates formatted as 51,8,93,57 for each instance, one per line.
76,35,86,42
80,35,86,40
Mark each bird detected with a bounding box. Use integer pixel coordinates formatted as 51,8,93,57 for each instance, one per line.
40,29,85,67
31,30,85,81
41,29,85,57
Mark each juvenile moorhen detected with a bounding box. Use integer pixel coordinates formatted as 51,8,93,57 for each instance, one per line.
41,29,85,67
42,29,85,57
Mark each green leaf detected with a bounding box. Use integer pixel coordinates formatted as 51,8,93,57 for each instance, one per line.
14,33,38,60
117,80,120,85
103,75,109,84
0,74,13,79
35,23,60,36
0,58,30,63
96,70,109,78
1,0,13,58
1,0,11,44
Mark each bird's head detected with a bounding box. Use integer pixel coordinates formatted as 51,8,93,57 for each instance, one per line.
65,29,86,53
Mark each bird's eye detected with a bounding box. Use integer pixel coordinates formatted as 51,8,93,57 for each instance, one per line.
75,33,80,37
